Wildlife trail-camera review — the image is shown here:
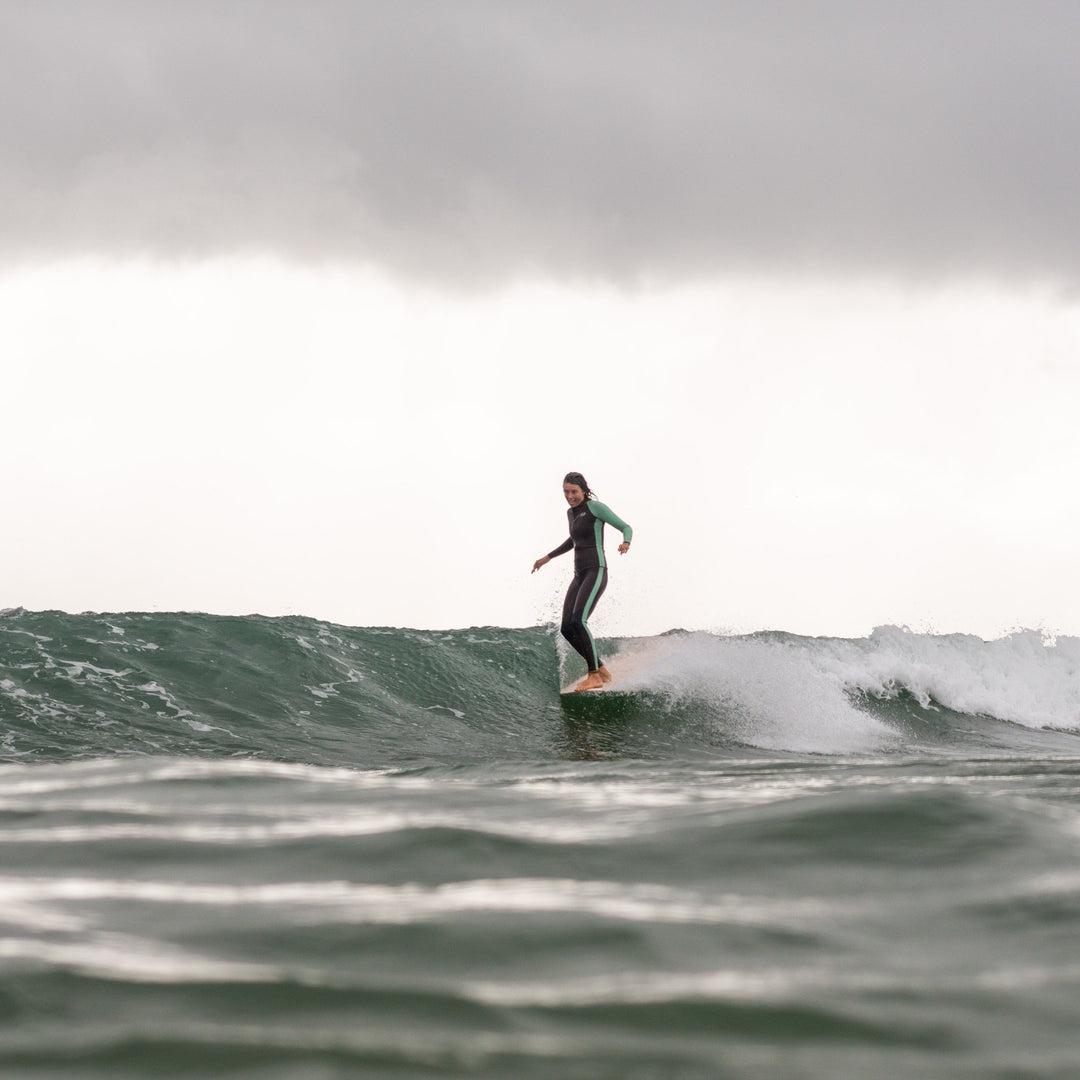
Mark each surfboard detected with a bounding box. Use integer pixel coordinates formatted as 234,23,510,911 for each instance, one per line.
560,676,609,695
559,651,644,695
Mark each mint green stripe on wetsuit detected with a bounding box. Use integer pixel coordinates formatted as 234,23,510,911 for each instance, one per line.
577,567,606,667
546,500,633,671
546,501,633,572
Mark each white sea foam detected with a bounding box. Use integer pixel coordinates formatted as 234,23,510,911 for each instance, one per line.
609,634,896,753
603,627,1080,746
811,626,1080,730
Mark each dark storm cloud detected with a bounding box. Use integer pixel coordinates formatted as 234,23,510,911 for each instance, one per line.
3,0,1079,283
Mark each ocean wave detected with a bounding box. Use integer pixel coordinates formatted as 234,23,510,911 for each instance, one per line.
2,610,1078,764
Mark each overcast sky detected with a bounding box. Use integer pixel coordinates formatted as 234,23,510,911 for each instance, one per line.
4,1,1079,638
6,0,1080,283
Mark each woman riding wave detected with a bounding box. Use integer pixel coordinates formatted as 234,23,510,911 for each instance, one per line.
532,471,632,692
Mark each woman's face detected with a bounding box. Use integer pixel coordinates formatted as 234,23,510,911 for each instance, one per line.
563,483,586,508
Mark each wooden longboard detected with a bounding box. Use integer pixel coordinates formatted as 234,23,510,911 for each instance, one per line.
561,678,609,695
559,651,644,695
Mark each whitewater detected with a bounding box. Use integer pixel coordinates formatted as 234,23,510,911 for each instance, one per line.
3,608,1080,1078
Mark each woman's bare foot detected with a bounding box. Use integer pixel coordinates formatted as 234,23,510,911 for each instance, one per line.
597,665,612,683
575,671,605,692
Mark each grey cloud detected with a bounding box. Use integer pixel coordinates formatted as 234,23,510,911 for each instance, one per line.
3,0,1079,284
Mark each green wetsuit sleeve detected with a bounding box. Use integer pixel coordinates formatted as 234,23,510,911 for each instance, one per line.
589,502,633,543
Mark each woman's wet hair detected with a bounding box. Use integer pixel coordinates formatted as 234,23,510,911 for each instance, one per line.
563,472,595,499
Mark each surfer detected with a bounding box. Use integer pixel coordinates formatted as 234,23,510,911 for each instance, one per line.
532,471,632,691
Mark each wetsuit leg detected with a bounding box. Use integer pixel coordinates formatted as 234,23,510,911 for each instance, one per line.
560,567,608,671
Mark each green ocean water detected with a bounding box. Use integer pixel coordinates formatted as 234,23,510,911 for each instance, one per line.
3,609,1080,1078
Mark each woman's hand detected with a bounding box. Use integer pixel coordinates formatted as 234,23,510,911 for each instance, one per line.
532,555,550,573
618,542,630,555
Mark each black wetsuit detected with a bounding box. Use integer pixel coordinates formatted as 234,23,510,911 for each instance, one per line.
546,501,633,672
